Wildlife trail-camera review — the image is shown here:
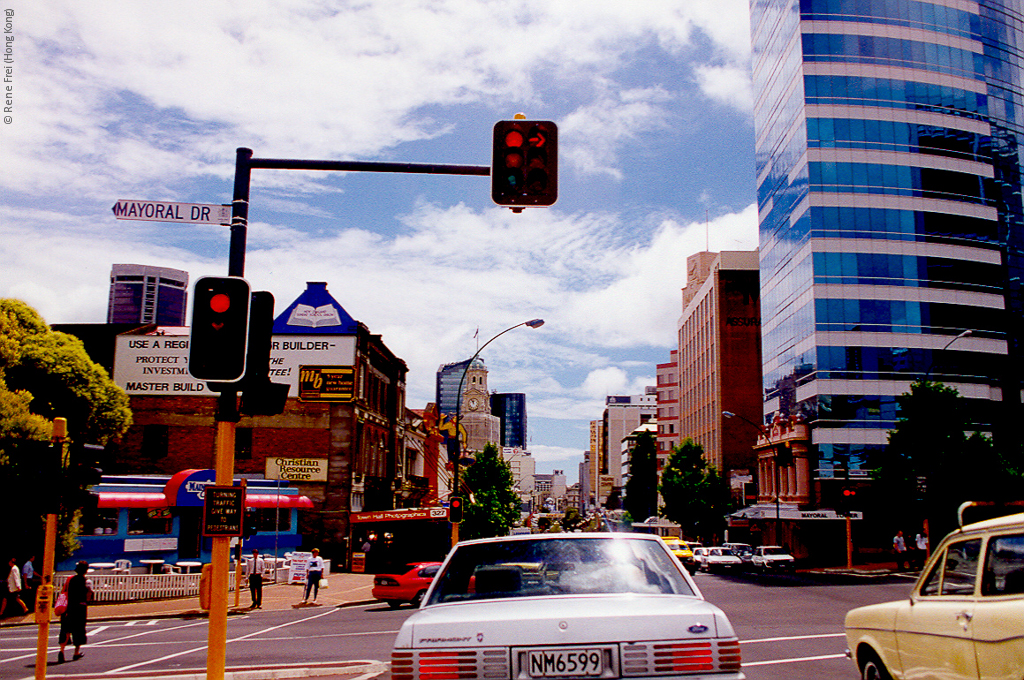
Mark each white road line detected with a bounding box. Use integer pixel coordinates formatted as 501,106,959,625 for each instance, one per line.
107,602,341,673
743,653,848,667
742,632,846,644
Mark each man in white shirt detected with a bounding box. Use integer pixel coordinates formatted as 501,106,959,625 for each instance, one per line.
246,549,265,609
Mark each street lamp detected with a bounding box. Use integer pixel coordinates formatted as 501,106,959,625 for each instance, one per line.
723,410,782,544
451,318,544,545
924,329,972,382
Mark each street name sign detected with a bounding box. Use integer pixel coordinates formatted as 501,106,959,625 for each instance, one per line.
112,199,231,225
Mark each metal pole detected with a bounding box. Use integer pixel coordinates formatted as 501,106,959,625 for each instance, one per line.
451,319,544,547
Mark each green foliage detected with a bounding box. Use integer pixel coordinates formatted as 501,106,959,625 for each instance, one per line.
623,430,658,523
460,443,521,540
561,506,584,532
659,438,733,542
0,299,133,561
878,379,1023,538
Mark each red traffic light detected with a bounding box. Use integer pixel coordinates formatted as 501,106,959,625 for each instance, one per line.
843,489,856,497
449,496,464,523
188,276,251,382
492,120,557,208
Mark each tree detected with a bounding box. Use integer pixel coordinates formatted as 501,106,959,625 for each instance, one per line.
0,299,133,560
878,379,1022,539
562,507,585,532
460,443,521,540
623,430,658,522
659,438,732,542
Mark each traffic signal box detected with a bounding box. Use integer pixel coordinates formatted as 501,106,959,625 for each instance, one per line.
189,276,251,382
449,496,464,523
492,120,558,208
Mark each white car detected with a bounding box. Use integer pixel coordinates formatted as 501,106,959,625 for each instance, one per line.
845,509,1024,680
391,533,745,680
750,546,794,574
698,547,744,574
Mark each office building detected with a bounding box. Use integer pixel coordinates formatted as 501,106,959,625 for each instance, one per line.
676,251,762,476
107,264,188,326
603,390,657,494
752,0,1022,483
491,393,528,448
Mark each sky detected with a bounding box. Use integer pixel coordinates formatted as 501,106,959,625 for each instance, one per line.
0,1,760,484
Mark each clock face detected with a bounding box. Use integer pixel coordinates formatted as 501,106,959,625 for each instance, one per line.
468,397,480,411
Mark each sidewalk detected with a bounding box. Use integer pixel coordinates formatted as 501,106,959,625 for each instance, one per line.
1,572,377,627
1,574,383,680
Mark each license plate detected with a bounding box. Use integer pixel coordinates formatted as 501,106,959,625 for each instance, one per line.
526,647,607,677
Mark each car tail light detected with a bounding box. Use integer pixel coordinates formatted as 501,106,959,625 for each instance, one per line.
375,576,399,586
392,648,509,680
621,638,741,675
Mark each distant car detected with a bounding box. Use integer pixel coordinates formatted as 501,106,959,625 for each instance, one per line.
390,533,745,679
722,542,754,568
698,547,744,574
750,546,794,573
372,562,442,608
845,509,1024,680
661,536,699,574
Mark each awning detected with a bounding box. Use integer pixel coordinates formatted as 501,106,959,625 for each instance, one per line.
98,492,168,508
245,494,314,509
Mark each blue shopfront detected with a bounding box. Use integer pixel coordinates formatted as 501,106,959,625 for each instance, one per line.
57,469,312,572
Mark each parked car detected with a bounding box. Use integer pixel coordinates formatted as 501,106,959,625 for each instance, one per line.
722,542,754,568
661,536,699,574
390,533,745,679
750,546,794,573
845,508,1024,680
698,547,744,574
372,562,442,608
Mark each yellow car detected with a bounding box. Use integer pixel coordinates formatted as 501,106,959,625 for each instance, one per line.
661,536,699,574
845,508,1024,680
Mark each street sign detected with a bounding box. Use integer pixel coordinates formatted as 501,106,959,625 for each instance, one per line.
112,199,231,225
202,485,245,537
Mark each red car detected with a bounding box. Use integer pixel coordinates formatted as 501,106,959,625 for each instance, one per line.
372,562,442,608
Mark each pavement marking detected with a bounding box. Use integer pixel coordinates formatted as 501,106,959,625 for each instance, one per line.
743,653,849,667
108,602,343,674
741,632,846,644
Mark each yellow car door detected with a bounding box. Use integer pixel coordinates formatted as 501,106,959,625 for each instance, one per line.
895,538,981,680
973,531,1024,680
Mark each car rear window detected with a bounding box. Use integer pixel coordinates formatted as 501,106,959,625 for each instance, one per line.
982,533,1024,596
427,537,695,604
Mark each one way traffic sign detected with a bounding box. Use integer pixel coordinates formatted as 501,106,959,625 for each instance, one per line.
112,199,231,225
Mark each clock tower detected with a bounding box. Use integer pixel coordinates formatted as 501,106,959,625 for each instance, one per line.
459,358,501,453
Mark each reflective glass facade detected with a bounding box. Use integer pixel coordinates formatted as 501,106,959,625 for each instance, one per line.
751,0,1024,476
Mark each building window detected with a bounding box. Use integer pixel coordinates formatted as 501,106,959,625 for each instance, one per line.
79,508,119,536
236,428,253,460
127,507,173,535
142,425,168,459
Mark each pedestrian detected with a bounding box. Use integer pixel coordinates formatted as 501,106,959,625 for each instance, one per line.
57,561,93,663
246,548,264,609
914,529,929,569
893,530,908,571
0,556,29,617
22,556,38,611
302,548,324,603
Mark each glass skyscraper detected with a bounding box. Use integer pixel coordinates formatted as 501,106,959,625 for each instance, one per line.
107,264,189,326
752,0,1023,476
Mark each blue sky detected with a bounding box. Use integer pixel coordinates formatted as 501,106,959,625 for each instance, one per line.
0,1,760,483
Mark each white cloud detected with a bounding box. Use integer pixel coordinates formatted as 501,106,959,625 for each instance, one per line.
695,65,754,113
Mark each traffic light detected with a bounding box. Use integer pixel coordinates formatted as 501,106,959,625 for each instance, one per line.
189,276,251,382
449,496,464,524
492,119,557,209
243,507,259,538
62,443,104,514
239,291,290,416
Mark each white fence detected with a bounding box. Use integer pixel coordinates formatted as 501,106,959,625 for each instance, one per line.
53,571,236,603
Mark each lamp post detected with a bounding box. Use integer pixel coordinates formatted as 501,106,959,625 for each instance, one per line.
450,319,544,546
723,410,782,545
924,329,972,382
